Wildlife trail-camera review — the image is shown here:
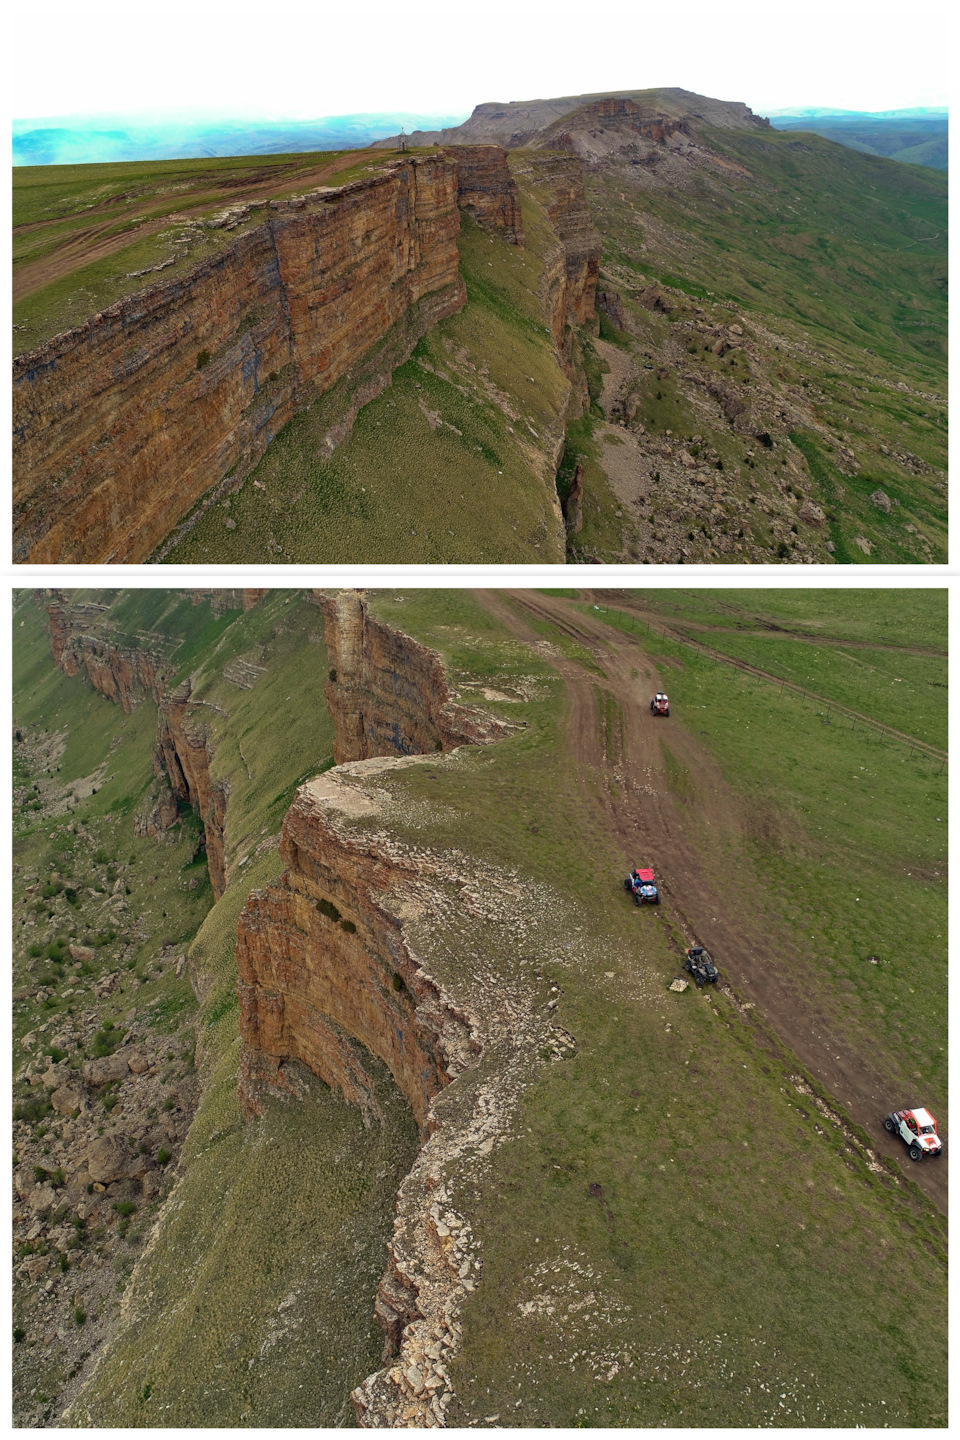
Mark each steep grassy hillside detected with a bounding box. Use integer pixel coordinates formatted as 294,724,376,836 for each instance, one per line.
576,124,947,563
12,591,415,1427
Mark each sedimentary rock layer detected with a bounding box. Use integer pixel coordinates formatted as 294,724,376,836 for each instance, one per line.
43,591,170,713
41,592,230,896
13,156,466,564
445,146,525,245
316,590,514,765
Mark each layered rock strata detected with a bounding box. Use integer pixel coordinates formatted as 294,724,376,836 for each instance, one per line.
14,156,466,564
235,763,479,1133
505,152,600,388
189,588,269,616
235,759,574,1428
315,590,515,765
41,594,229,896
44,591,170,713
445,146,525,245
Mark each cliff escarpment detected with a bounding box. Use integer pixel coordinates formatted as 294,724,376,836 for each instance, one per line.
40,592,230,899
153,683,229,901
316,590,514,764
13,146,531,567
511,152,600,373
13,155,466,564
44,591,171,713
235,764,479,1134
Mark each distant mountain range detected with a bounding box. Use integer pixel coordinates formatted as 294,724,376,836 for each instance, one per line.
768,108,947,170
11,112,470,167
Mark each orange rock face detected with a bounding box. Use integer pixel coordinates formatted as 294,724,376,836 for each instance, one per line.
13,156,466,564
235,771,477,1134
315,590,514,765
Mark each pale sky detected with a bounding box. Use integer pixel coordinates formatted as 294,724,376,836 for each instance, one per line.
9,0,951,122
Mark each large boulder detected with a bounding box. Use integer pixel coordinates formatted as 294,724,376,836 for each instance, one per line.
870,489,892,512
84,1137,149,1184
799,499,826,526
51,1082,90,1116
82,1051,130,1086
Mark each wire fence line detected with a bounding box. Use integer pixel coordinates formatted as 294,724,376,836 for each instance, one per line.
589,604,947,772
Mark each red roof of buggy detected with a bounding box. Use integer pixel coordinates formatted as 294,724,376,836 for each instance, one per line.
635,868,655,882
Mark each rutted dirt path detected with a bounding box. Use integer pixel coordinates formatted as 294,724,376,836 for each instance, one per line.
474,588,947,1215
14,151,371,304
589,592,947,762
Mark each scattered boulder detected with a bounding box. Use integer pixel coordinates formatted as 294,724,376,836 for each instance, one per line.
854,536,873,555
596,288,628,331
870,489,892,512
41,1061,71,1090
668,978,689,993
798,499,826,525
639,285,671,313
25,1254,52,1282
51,1083,89,1116
26,1185,56,1216
68,944,95,962
84,1137,149,1184
82,1052,130,1086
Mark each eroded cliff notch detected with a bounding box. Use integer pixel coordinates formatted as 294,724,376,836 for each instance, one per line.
316,590,514,765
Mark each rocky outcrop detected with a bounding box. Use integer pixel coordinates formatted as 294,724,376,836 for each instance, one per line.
43,591,170,713
153,683,228,900
14,156,466,564
444,146,525,245
316,590,515,765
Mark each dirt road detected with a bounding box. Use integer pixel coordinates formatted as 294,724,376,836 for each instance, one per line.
475,588,947,1215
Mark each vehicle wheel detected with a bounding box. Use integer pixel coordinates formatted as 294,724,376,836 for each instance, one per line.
909,1145,922,1162
654,895,661,905
624,878,633,891
883,1118,895,1133
665,708,670,717
634,895,642,907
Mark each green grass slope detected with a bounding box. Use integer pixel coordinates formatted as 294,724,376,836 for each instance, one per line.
162,194,573,564
15,588,947,1426
345,589,947,1426
583,123,947,563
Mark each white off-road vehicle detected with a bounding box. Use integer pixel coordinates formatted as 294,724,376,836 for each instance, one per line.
883,1107,943,1161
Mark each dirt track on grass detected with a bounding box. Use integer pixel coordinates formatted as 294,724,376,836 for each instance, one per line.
13,150,371,304
474,589,947,1215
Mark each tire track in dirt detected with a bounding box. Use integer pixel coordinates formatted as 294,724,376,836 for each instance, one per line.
586,592,947,762
474,589,946,1215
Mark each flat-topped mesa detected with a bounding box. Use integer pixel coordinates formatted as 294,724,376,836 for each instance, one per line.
235,766,479,1135
153,682,228,900
43,591,170,713
13,155,466,565
444,145,525,245
316,590,515,764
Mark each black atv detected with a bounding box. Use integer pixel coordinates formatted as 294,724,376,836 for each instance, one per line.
683,946,719,987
